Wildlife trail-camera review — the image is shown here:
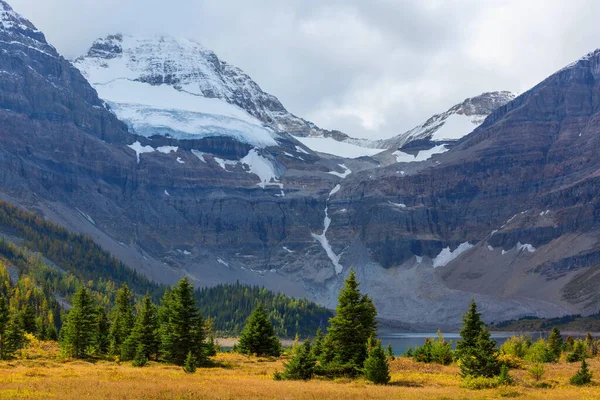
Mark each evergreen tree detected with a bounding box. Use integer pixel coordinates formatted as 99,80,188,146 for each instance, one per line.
122,293,159,361
160,278,207,366
60,286,97,358
570,359,592,385
280,339,316,380
311,327,324,359
183,351,197,373
20,304,36,335
363,340,390,385
547,327,563,362
238,304,281,357
386,344,395,361
4,314,24,357
456,299,500,378
108,284,134,356
323,269,377,375
132,344,148,367
0,297,14,359
96,307,110,355
456,299,483,356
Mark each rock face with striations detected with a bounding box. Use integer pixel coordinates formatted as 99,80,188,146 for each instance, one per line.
2,0,600,328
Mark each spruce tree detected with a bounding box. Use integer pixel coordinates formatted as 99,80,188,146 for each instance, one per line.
60,286,97,359
183,351,197,373
96,307,110,355
456,299,500,378
311,327,324,359
108,284,134,356
4,314,24,357
20,304,36,335
324,269,377,375
238,304,281,357
280,339,316,380
0,296,13,359
570,358,592,385
122,293,159,361
547,327,563,362
387,344,395,361
160,278,207,366
363,340,391,385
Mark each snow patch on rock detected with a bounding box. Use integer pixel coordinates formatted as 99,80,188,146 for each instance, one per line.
393,144,449,163
432,242,474,268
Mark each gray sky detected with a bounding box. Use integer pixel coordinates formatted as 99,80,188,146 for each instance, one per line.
9,0,600,139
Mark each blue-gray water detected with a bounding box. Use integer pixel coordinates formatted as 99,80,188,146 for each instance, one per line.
380,332,524,356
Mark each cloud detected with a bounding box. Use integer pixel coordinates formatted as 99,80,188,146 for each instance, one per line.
8,0,600,139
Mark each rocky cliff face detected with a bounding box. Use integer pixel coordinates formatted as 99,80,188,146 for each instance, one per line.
1,1,599,328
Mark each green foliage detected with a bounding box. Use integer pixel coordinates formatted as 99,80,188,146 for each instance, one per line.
160,278,207,366
566,340,587,363
460,375,500,390
500,335,531,359
321,270,377,376
183,351,197,374
403,347,413,357
195,282,331,338
386,344,395,361
109,284,135,356
416,330,453,365
60,286,98,358
527,363,545,381
122,293,160,361
0,201,162,301
132,344,148,367
238,304,281,357
363,340,390,385
456,300,500,378
311,328,324,359
280,339,316,380
497,364,513,385
525,339,553,363
0,296,23,359
570,359,592,385
95,307,110,355
547,327,563,362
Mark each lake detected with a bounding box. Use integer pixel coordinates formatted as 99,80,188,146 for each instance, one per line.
380,332,527,356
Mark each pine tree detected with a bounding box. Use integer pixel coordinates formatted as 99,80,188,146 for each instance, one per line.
363,340,390,385
324,269,377,376
60,286,97,359
122,293,159,361
547,327,563,362
108,284,134,356
570,359,593,385
456,299,500,378
238,304,281,357
96,307,110,355
160,278,207,366
280,339,316,380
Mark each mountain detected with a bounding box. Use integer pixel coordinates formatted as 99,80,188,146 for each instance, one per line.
293,91,516,160
2,0,599,329
377,91,516,151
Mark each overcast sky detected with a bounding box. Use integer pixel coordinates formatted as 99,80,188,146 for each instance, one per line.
9,0,600,139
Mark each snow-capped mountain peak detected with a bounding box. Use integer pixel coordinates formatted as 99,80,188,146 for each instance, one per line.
74,34,326,147
0,0,55,55
378,91,516,150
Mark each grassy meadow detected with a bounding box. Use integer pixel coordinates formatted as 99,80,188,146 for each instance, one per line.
1,338,599,400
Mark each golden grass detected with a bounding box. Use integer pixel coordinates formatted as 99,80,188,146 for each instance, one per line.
0,341,599,399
